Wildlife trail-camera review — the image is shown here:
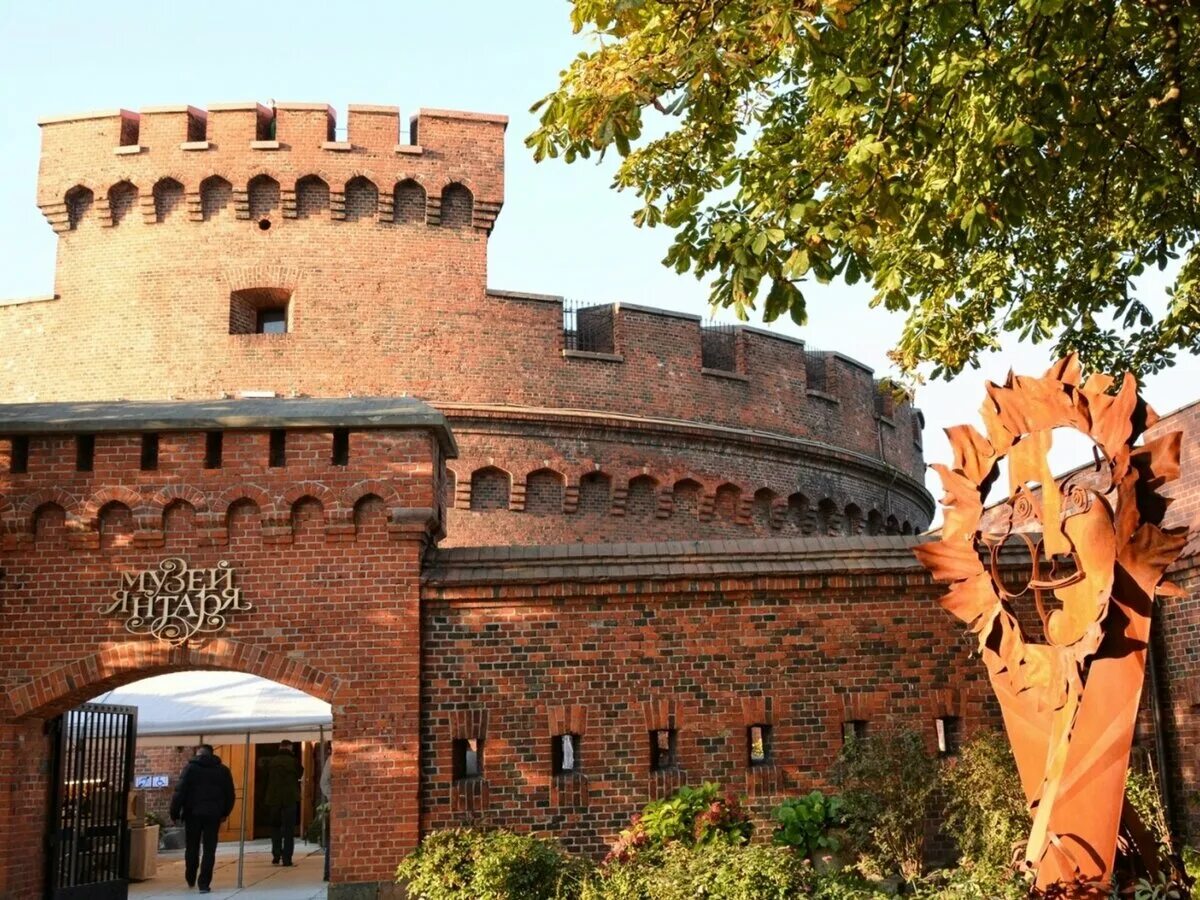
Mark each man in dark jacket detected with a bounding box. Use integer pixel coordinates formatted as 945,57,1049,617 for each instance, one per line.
170,745,235,893
263,739,303,866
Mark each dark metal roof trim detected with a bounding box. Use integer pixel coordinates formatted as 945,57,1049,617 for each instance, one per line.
0,397,458,457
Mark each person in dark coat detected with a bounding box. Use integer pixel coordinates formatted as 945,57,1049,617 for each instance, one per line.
170,744,236,894
263,739,303,866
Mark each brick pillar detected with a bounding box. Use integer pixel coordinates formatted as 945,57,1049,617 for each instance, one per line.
328,531,425,899
0,719,51,899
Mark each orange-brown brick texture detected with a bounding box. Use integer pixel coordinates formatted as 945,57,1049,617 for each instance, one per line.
0,426,439,893
1,102,932,548
419,567,996,857
1145,401,1200,840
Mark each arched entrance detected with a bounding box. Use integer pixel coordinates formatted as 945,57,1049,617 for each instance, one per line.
0,400,452,898
93,667,338,897
2,643,341,898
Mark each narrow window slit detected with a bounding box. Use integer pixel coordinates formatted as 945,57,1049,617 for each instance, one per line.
452,738,482,779
552,733,579,775
204,432,223,469
936,716,961,757
9,436,29,473
76,435,95,472
140,433,159,471
650,728,677,772
332,429,350,466
748,724,771,766
268,430,286,468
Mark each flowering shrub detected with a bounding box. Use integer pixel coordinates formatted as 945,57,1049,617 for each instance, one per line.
603,783,752,865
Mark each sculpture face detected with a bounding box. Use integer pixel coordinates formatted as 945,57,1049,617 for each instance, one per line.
978,450,1116,652
914,356,1186,894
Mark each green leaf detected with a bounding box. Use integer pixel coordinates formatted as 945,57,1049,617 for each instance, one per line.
528,0,1200,382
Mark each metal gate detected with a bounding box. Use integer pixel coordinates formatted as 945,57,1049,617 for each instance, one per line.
46,703,137,900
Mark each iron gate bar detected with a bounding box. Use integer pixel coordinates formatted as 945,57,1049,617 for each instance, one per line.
46,702,136,900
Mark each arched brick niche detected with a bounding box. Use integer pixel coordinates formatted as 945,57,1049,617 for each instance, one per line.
441,413,931,546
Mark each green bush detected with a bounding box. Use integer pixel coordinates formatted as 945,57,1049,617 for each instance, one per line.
940,730,1030,869
831,728,939,880
396,827,584,900
771,790,845,860
1127,761,1173,852
605,782,752,864
583,843,813,899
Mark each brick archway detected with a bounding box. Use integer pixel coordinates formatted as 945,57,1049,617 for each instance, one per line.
0,639,342,899
5,637,338,720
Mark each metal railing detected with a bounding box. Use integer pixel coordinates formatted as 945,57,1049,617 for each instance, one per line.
700,322,736,371
563,300,615,354
804,350,829,392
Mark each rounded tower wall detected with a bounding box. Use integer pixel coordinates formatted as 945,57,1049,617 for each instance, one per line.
2,101,935,541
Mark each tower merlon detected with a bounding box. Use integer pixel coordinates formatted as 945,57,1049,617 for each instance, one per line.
35,102,507,222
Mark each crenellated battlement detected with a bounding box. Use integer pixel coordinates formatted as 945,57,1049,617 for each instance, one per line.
1,99,933,542
0,398,455,549
36,102,506,233
498,293,925,471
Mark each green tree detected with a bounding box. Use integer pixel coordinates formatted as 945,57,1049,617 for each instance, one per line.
528,0,1200,380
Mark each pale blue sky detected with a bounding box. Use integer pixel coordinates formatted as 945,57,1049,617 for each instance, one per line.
2,0,1197,503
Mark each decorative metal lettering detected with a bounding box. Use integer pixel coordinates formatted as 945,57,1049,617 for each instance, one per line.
100,558,250,646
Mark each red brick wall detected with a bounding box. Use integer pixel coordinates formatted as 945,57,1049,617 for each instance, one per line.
1144,402,1200,840
0,101,931,549
419,552,994,857
0,424,439,894
444,422,930,546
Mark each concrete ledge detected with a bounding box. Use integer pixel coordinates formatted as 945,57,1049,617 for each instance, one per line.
394,144,424,155
0,396,458,457
0,294,57,308
737,325,806,347
615,302,703,323
113,145,144,156
417,108,509,126
322,140,353,152
563,349,623,363
701,367,749,382
207,101,265,112
806,389,840,404
486,289,563,305
250,140,281,150
426,534,933,587
141,104,205,116
180,140,211,151
38,108,130,126
276,102,334,112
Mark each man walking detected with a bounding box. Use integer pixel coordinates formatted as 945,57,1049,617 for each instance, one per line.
169,744,235,894
263,739,303,866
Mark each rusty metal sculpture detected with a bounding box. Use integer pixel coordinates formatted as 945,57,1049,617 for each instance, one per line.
914,356,1187,896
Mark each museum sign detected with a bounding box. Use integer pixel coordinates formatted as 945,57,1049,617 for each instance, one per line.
99,558,250,646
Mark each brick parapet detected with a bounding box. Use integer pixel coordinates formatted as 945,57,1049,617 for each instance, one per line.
441,409,932,544
36,103,505,233
0,427,445,550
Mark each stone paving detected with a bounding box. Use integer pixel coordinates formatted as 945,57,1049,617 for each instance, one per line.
129,838,327,899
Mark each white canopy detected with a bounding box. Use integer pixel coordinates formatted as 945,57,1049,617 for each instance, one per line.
92,671,332,747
